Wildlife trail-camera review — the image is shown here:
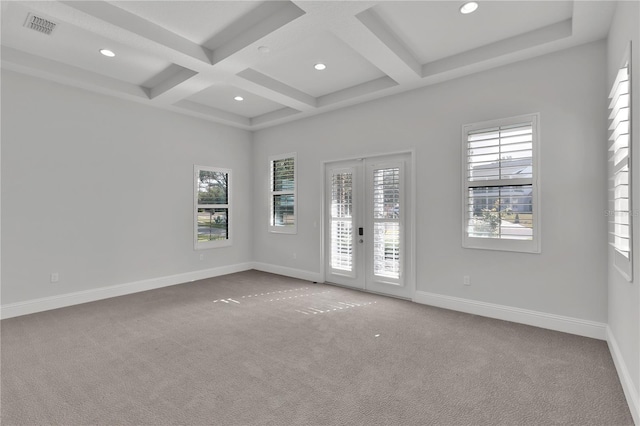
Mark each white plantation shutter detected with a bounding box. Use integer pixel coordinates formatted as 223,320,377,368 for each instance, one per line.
467,124,533,182
269,153,296,233
330,172,354,273
372,166,401,280
462,114,540,253
608,50,632,281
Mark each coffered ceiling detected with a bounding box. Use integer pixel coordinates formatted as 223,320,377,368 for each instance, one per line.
1,1,616,131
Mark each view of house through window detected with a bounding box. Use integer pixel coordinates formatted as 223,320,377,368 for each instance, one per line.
463,115,540,253
195,166,230,249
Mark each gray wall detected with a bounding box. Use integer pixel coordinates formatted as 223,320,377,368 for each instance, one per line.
607,0,640,402
253,41,608,323
1,70,253,304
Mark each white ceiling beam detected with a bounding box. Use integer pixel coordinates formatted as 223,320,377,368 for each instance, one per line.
330,12,421,86
236,68,317,110
148,68,199,101
31,0,316,119
355,8,422,78
206,1,306,65
3,0,617,131
422,19,573,78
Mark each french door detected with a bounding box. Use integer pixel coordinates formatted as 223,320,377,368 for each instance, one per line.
324,153,413,299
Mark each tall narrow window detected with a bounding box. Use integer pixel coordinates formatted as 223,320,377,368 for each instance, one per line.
608,46,632,281
462,114,540,253
372,166,402,279
330,171,354,273
269,153,296,233
195,166,231,249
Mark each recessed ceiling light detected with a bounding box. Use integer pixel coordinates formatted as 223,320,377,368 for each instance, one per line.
314,63,327,71
258,46,270,54
99,49,115,57
460,1,479,14
234,96,244,101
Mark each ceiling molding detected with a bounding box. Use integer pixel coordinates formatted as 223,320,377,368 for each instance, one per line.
173,100,251,128
2,46,149,100
0,1,616,131
317,76,398,108
251,107,301,127
422,19,573,78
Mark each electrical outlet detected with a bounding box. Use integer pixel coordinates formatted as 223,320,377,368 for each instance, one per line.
293,253,297,259
463,275,470,286
199,254,204,261
50,272,59,283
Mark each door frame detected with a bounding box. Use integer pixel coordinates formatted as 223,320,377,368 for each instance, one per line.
319,150,416,300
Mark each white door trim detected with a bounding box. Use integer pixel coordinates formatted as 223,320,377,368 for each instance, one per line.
320,150,416,300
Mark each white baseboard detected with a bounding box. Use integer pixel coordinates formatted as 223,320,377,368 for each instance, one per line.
413,291,607,340
0,262,253,320
251,262,322,283
607,326,640,425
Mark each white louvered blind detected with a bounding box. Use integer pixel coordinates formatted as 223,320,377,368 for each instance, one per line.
608,59,632,264
372,167,401,279
270,154,296,232
462,114,539,253
465,122,534,241
330,172,353,272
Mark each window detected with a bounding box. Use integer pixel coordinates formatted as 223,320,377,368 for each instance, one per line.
462,114,540,253
194,165,231,249
608,45,632,281
372,166,401,279
330,171,354,273
269,153,296,233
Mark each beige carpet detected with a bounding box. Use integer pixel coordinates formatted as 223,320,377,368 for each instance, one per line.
1,270,633,425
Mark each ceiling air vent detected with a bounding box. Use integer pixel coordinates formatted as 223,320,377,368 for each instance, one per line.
24,13,58,36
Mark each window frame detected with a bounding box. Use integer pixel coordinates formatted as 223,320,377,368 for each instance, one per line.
608,43,633,282
367,159,406,286
194,165,232,250
461,113,541,253
269,152,297,234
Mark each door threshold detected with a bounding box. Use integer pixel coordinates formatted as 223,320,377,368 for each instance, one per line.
323,281,412,301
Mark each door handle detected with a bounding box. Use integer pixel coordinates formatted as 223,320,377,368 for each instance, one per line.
358,227,364,236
